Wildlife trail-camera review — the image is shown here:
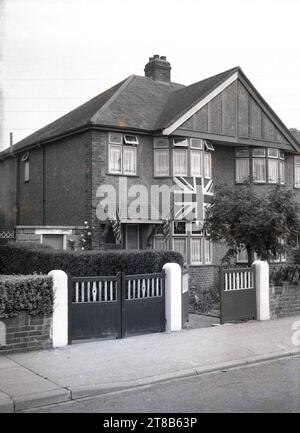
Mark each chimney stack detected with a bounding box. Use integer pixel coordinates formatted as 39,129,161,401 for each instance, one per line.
9,132,14,154
144,55,171,82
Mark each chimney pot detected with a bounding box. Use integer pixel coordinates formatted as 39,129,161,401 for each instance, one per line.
160,56,166,61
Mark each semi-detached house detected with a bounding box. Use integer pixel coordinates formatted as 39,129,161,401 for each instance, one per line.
0,55,300,290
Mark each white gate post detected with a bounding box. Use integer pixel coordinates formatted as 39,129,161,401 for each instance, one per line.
163,263,182,332
252,260,270,321
48,270,68,347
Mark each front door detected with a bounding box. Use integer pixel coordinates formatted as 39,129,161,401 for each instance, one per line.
126,224,139,250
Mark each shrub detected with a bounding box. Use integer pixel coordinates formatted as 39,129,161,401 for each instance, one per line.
0,274,53,319
0,244,184,277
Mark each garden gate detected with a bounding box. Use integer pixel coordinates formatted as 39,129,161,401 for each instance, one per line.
68,271,165,342
220,267,256,324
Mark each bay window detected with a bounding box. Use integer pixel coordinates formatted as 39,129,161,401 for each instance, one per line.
153,137,213,178
235,146,285,184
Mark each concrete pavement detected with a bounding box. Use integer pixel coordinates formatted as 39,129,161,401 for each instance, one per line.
0,315,300,412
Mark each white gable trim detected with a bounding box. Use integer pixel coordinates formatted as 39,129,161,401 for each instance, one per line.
162,71,238,136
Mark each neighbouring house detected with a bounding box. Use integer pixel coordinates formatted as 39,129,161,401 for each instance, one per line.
0,55,300,290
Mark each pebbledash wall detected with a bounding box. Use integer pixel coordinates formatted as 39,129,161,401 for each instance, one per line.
0,312,52,355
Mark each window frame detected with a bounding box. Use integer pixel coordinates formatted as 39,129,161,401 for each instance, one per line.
173,148,188,177
24,160,30,183
294,155,300,188
108,133,137,176
190,237,203,265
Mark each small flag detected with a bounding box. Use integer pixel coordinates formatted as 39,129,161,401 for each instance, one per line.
110,209,122,244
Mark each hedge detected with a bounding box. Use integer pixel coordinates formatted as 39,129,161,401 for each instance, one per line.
0,244,184,277
0,274,53,319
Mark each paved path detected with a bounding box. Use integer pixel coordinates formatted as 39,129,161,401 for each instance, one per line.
0,315,300,412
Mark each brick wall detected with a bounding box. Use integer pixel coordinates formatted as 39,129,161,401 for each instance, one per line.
187,265,220,315
270,284,300,319
0,311,52,355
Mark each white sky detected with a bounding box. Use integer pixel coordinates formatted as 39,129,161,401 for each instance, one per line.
1,0,300,150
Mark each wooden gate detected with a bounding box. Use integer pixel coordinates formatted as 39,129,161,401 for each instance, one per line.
68,271,165,343
220,267,256,324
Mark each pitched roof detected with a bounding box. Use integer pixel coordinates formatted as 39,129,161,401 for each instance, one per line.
4,76,184,155
155,66,239,129
1,65,298,156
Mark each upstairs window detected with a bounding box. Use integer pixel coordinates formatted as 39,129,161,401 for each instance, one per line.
252,148,266,183
21,152,30,182
108,133,137,175
235,148,250,183
153,137,169,177
173,148,187,176
235,147,285,185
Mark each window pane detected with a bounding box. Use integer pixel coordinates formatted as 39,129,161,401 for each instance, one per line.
204,152,211,178
253,158,266,182
109,132,122,144
191,150,202,177
268,159,278,183
235,158,249,183
268,148,279,158
24,161,30,182
123,146,136,175
295,162,300,188
154,137,169,148
173,149,187,176
154,149,169,176
235,147,249,157
154,237,166,251
109,144,122,173
204,238,212,263
173,238,186,262
191,238,202,264
173,221,186,235
190,138,203,149
173,138,188,147
253,148,265,157
279,160,285,184
192,221,203,235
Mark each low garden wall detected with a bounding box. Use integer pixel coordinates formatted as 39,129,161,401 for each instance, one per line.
270,283,300,319
0,275,53,355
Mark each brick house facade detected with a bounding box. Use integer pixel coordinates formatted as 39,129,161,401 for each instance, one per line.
0,55,300,288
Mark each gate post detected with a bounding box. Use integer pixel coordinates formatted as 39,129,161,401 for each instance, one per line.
252,260,270,321
163,263,182,332
48,270,68,347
